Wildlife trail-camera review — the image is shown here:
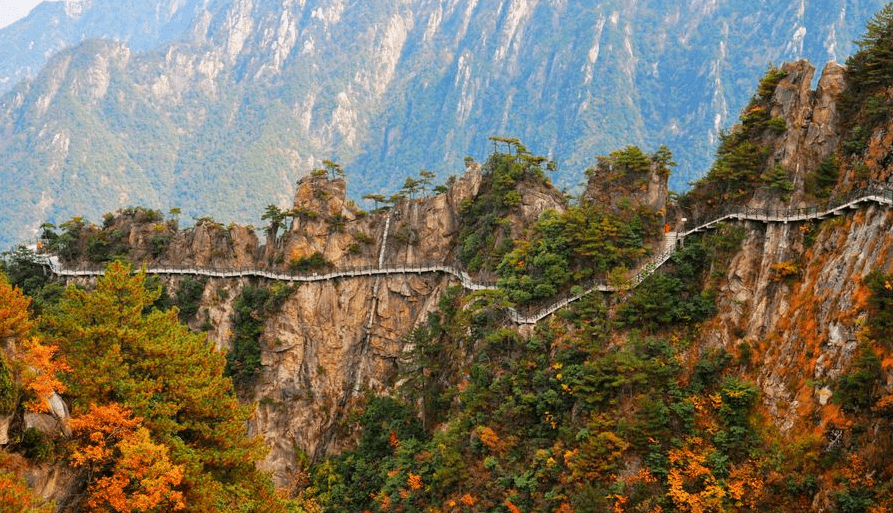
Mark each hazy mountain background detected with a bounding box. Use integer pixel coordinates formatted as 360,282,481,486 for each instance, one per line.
0,0,886,248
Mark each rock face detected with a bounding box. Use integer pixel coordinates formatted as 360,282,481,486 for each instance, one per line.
251,274,453,484
750,60,846,207
113,165,491,486
695,62,893,439
706,206,893,434
39,58,893,494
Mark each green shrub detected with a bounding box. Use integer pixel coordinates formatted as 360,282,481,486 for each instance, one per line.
173,276,207,322
761,164,794,200
690,348,732,394
1,245,52,297
20,428,54,462
355,232,374,244
294,206,318,220
863,269,893,347
765,116,787,132
0,353,19,415
843,126,869,155
833,488,876,513
610,145,651,175
843,5,893,127
806,155,840,198
756,65,787,100
835,343,882,412
150,235,170,257
394,224,418,245
288,251,331,272
329,213,347,232
715,377,759,457
616,238,716,331
52,217,85,261
226,284,295,388
496,199,659,305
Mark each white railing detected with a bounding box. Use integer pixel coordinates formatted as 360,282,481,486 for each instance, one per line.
45,185,893,325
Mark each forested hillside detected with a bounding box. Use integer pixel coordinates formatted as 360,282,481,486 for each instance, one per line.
2,4,893,513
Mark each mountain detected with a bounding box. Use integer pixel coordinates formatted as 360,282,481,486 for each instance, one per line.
0,0,203,92
0,0,887,249
5,25,893,505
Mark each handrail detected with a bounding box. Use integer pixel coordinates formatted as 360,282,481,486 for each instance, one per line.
44,186,893,326
682,185,893,236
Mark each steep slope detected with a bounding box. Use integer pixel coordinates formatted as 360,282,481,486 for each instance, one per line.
0,0,886,249
4,7,893,510
4,47,893,507
0,0,203,92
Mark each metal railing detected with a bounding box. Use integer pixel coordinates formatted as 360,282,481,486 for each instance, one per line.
46,185,893,326
683,185,893,236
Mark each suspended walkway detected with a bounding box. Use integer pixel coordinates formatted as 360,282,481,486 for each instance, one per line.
46,185,893,325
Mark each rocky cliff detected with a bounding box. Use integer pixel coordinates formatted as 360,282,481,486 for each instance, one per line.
677,56,893,509
6,53,893,509
37,148,663,489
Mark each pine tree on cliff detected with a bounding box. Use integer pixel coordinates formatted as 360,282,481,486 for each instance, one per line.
847,3,893,89
44,262,287,512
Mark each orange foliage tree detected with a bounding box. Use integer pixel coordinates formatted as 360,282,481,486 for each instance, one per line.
19,336,69,413
45,262,286,512
69,403,185,513
0,274,33,341
0,273,68,414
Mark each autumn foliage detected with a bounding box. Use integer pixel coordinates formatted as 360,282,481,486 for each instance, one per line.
70,403,185,513
42,262,286,512
19,337,69,413
0,274,33,341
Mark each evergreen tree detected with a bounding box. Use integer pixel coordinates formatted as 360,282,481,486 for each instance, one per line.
45,262,286,512
848,4,893,89
261,204,289,243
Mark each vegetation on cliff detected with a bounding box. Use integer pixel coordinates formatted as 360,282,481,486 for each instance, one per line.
456,137,554,273
0,265,290,512
684,65,793,206
3,7,893,511
227,283,296,389
495,146,667,305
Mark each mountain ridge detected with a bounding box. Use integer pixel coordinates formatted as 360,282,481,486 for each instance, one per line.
0,0,887,250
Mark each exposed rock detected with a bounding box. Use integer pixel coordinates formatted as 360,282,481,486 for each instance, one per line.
804,62,846,165
24,412,63,435
752,60,846,207
0,415,10,445
25,464,79,509
47,392,69,422
582,158,669,214
708,202,893,433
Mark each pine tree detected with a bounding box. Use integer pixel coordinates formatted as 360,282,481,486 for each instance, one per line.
45,262,287,512
848,4,893,89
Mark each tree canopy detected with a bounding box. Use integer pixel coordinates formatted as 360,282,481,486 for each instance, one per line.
43,262,286,512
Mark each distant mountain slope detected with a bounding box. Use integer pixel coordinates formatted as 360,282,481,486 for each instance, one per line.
0,0,203,93
0,0,886,248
